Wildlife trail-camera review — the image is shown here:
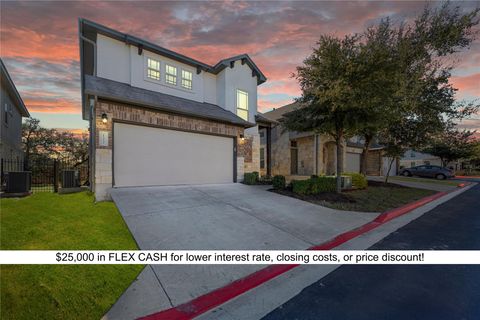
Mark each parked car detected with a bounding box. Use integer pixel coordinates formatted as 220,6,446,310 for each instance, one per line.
399,165,454,180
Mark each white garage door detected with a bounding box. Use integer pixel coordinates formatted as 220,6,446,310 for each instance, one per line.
113,123,234,187
346,152,361,173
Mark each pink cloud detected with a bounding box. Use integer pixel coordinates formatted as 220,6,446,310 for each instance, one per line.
0,0,478,126
451,73,480,96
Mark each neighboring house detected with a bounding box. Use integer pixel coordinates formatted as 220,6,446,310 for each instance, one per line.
263,102,396,177
0,59,30,160
79,19,273,200
400,149,461,170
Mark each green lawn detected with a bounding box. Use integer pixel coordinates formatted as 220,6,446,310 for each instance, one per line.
0,192,144,320
324,184,436,212
389,176,459,186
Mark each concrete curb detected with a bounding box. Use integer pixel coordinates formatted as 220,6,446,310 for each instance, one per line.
139,182,475,320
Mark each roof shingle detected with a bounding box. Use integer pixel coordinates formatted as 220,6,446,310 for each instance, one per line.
84,75,254,127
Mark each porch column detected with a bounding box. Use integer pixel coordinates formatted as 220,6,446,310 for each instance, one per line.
266,127,272,176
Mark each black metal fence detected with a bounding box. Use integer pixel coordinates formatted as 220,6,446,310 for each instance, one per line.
1,157,89,193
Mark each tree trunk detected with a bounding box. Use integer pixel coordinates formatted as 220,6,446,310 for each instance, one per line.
384,157,395,184
335,132,344,193
360,135,372,175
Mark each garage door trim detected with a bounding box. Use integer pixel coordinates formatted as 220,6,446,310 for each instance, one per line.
111,119,238,187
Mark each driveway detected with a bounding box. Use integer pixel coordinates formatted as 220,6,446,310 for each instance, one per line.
105,183,378,319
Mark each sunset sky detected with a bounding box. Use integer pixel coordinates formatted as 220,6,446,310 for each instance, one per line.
1,1,479,132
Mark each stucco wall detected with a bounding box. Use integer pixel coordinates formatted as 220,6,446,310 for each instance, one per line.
96,34,258,121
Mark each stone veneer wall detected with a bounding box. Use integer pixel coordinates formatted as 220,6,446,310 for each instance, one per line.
270,125,348,177
93,99,246,200
297,136,314,175
242,132,260,175
271,126,291,176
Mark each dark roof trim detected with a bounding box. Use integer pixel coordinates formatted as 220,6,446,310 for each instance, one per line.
84,75,255,128
255,113,278,126
212,55,267,84
0,58,29,117
79,19,266,85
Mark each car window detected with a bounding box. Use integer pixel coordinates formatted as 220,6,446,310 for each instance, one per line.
416,166,425,169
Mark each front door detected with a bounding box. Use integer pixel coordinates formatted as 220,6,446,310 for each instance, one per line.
291,142,298,175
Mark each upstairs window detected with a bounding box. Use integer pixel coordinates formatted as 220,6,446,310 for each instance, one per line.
147,58,160,80
165,64,177,85
181,70,193,90
236,89,248,121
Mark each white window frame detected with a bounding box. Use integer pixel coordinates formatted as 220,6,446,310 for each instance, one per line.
181,69,193,90
236,89,249,121
165,64,177,86
146,57,161,81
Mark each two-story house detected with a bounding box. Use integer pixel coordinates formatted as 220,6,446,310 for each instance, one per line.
79,19,272,200
1,59,30,160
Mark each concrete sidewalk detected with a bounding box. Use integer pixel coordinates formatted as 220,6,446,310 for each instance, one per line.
103,183,378,320
368,176,457,192
197,182,476,320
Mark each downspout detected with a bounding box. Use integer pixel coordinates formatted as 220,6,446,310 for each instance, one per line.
79,29,97,192
314,134,318,175
89,96,96,192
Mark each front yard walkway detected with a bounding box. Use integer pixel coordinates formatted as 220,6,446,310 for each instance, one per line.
107,183,378,319
0,192,143,320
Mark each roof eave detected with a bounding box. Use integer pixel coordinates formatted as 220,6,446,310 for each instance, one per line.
0,59,29,117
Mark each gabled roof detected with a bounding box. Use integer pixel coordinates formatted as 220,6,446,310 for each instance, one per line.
0,58,29,117
84,75,255,128
255,113,278,125
79,19,266,85
262,102,300,121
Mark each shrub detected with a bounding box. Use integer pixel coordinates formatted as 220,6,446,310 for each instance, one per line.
311,176,336,193
343,172,367,189
292,180,311,195
291,176,336,195
244,172,257,185
252,171,260,181
272,175,286,190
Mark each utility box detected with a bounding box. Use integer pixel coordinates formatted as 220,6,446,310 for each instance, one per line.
5,171,31,193
341,176,353,190
61,170,79,188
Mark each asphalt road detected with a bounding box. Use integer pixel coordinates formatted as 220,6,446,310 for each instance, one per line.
263,181,480,320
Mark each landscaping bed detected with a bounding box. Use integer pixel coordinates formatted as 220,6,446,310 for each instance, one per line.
271,180,436,212
0,191,143,320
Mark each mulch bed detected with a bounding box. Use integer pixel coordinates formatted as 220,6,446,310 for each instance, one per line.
366,180,407,188
271,188,356,204
270,180,406,205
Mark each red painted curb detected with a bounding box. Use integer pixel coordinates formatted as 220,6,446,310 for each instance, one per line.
139,184,470,320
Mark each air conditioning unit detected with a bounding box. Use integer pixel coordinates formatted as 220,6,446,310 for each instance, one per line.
5,171,31,193
61,170,79,188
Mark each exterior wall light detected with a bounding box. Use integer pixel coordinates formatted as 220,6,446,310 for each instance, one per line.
101,113,108,123
239,134,245,141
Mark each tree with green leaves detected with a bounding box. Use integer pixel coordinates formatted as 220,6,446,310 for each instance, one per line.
22,118,89,167
281,35,368,193
22,118,57,166
423,129,477,167
358,2,480,174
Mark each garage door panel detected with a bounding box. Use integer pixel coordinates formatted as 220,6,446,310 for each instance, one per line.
114,123,233,187
346,152,361,173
